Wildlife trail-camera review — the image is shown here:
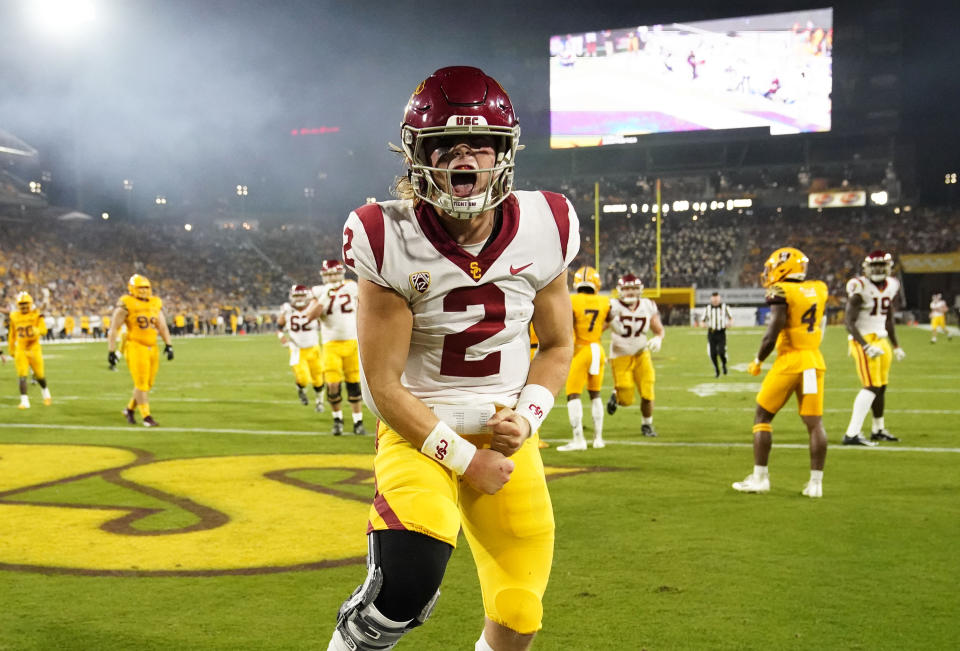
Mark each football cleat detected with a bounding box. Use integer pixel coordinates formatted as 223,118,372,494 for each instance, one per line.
353,422,367,436
538,439,550,449
606,392,618,415
592,436,605,449
801,481,823,498
332,418,344,436
43,397,52,406
870,429,899,442
123,408,137,424
18,402,30,410
142,416,159,427
315,398,325,413
842,434,877,447
297,387,309,406
557,439,587,452
732,474,770,493
641,424,658,437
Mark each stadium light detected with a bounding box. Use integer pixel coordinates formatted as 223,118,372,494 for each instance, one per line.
236,185,248,196
732,198,752,208
672,200,689,212
641,203,649,213
29,181,43,194
26,0,97,40
870,190,888,205
155,195,166,205
101,212,109,220
725,199,734,210
366,197,377,204
122,179,133,191
661,204,670,214
184,224,193,232
630,203,637,213
602,204,627,213
945,172,957,185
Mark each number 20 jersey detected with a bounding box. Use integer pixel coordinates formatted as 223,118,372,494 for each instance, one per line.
342,191,580,411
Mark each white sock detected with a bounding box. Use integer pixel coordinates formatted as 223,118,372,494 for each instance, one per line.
20,395,30,406
352,411,363,424
41,387,51,399
642,415,653,425
475,632,495,651
591,397,604,439
846,389,876,436
872,416,885,432
754,465,768,479
332,410,344,421
810,469,824,483
567,399,584,440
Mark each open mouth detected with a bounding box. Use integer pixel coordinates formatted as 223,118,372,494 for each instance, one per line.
450,165,478,197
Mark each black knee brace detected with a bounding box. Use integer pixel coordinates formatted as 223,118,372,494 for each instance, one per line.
347,381,362,403
334,531,451,649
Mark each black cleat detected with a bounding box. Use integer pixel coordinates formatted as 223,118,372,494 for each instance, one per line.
353,422,367,435
332,418,344,436
641,424,658,437
842,434,877,447
870,429,900,442
123,408,137,425
606,392,618,415
722,365,728,375
297,387,308,406
142,416,159,428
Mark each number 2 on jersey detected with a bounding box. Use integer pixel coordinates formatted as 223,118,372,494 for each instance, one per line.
440,285,505,377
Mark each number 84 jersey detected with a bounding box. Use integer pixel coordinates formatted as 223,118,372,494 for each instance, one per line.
342,191,579,407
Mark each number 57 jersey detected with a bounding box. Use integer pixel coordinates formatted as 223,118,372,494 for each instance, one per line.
342,191,580,409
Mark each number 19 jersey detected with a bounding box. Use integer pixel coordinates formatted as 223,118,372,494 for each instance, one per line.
343,191,580,413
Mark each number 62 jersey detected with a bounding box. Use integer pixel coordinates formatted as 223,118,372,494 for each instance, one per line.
342,191,580,413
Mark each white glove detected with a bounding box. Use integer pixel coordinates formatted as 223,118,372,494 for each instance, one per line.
647,335,663,353
863,344,884,358
893,347,906,361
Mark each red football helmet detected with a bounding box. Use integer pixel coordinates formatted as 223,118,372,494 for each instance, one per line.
289,284,311,309
617,273,643,302
321,259,345,284
401,66,520,220
862,250,893,283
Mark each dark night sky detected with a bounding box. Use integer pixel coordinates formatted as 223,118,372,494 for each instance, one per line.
1,0,958,218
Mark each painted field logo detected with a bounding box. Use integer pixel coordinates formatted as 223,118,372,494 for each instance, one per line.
0,444,587,577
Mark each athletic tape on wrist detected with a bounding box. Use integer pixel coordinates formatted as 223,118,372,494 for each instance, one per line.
420,421,477,475
516,383,554,435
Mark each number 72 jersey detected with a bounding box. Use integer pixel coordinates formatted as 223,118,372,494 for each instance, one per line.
766,279,828,372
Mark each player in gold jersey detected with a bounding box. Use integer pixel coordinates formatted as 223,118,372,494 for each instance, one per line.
558,266,611,451
8,292,52,409
107,274,174,427
733,247,829,498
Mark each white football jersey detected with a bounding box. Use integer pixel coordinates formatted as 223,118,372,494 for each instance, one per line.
280,302,320,348
310,280,358,342
930,298,948,316
846,275,900,338
343,191,580,418
609,297,659,358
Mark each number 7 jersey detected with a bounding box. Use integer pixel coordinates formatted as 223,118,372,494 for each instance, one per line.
342,191,580,409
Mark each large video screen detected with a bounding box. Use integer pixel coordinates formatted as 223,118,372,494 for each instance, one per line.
549,8,833,148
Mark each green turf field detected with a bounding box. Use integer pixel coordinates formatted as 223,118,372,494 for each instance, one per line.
1,326,958,650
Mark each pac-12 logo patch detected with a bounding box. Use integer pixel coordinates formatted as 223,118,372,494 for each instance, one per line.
409,271,431,293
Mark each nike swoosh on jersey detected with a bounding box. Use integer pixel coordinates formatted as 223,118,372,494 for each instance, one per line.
510,263,533,274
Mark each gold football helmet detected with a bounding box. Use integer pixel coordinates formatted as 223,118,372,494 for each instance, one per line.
761,247,808,287
16,291,33,313
573,265,601,292
128,274,152,300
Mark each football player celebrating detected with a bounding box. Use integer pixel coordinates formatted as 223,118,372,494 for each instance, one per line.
605,274,664,437
557,266,610,451
733,247,829,498
929,292,950,343
107,274,174,427
324,67,578,651
305,259,364,435
277,284,324,411
9,292,52,409
843,250,904,445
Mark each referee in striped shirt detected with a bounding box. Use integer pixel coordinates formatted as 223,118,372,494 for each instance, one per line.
702,292,733,377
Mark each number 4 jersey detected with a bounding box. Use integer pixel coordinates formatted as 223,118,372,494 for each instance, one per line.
342,191,580,410
766,279,828,373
